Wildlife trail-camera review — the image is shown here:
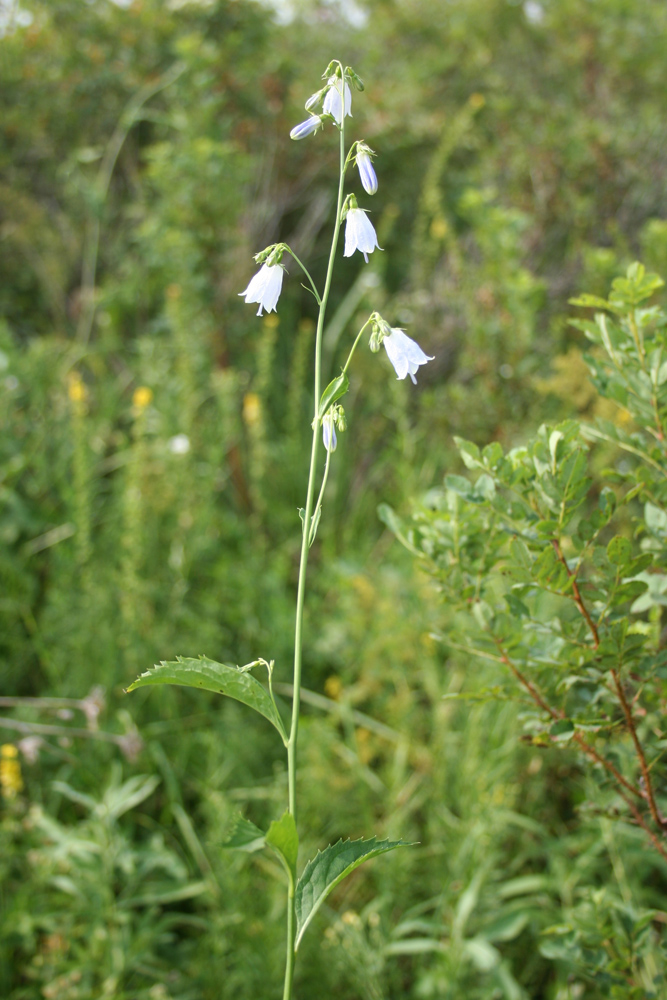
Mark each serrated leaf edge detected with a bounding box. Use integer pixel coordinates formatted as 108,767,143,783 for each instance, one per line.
294,836,414,949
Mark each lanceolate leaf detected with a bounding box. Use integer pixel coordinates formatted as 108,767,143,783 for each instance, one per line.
294,837,412,949
318,371,349,419
126,657,287,742
266,811,299,882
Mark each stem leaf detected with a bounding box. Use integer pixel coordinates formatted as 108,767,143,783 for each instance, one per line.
295,836,413,949
224,814,266,852
266,811,299,882
126,656,287,740
318,371,349,419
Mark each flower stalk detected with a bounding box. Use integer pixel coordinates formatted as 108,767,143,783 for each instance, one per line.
283,66,349,1000
236,62,432,1000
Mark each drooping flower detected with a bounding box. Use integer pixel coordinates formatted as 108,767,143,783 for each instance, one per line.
343,209,381,263
239,262,284,316
323,75,352,124
290,116,323,140
356,149,378,195
322,411,337,452
382,328,434,384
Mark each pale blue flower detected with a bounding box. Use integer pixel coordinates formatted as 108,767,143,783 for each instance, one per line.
356,150,378,195
322,411,337,452
323,76,352,124
239,262,284,316
343,209,381,263
290,116,323,140
383,328,434,384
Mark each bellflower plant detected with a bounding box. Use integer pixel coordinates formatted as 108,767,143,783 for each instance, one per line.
128,60,431,1000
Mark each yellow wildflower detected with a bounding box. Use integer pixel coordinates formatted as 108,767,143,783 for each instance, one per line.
133,386,153,411
243,392,261,428
68,372,86,404
0,744,23,799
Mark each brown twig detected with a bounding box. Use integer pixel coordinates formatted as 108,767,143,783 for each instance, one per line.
492,639,643,802
623,792,667,864
494,643,560,720
611,667,665,832
551,539,599,648
572,732,643,802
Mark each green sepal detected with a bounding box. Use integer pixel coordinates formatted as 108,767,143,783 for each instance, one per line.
126,656,288,743
318,372,349,419
266,811,299,883
294,836,414,950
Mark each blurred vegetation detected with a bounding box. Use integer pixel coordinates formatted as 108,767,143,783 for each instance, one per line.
2,0,667,997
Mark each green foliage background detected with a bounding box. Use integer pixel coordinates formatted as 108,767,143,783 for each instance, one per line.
2,0,667,997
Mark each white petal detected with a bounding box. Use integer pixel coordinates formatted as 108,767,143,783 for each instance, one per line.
323,77,352,124
343,209,381,259
383,328,434,382
239,263,284,316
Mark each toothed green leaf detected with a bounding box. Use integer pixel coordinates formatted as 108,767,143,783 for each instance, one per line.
126,656,287,740
295,837,413,949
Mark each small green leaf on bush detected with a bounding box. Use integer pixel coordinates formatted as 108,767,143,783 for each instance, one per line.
550,719,575,742
224,815,266,852
445,474,473,500
294,837,413,949
568,293,614,311
266,811,299,881
454,437,481,470
377,503,421,555
318,372,349,419
126,656,287,742
607,535,632,567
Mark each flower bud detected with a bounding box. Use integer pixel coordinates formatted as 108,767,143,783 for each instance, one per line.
356,148,378,195
305,88,325,112
267,245,284,265
345,67,365,92
254,244,277,264
322,411,337,452
322,60,338,80
340,193,358,222
290,116,323,140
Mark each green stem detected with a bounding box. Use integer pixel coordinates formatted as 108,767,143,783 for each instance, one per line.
312,440,333,524
285,249,322,306
342,316,374,375
628,310,645,368
282,885,295,1000
282,67,348,1000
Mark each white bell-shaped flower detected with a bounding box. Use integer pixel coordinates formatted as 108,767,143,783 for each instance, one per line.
383,328,434,384
323,76,352,124
239,262,284,316
343,209,381,263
